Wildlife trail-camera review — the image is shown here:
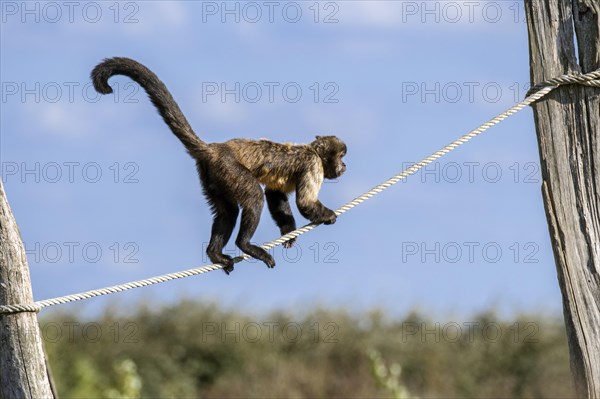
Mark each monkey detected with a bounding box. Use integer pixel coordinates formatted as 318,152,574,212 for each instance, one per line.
91,57,347,274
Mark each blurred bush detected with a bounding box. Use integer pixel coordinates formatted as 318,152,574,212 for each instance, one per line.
41,301,572,398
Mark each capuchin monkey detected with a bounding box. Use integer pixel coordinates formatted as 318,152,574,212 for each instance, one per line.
92,57,347,274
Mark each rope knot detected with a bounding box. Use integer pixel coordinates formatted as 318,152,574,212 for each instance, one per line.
0,303,41,315
526,69,600,97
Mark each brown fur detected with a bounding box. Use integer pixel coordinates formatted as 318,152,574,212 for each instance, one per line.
92,57,347,274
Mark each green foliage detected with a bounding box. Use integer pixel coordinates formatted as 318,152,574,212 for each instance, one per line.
41,301,573,398
368,349,416,399
104,359,142,399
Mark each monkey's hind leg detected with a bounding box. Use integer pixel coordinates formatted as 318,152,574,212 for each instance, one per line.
200,159,240,274
231,170,275,269
206,201,239,274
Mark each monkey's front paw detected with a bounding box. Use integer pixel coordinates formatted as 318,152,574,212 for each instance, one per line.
283,238,296,249
222,264,234,275
281,226,297,248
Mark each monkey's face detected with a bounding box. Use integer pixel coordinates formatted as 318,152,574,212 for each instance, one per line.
311,136,347,179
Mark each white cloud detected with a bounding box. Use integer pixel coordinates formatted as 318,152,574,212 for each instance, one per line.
340,2,403,28
21,101,91,139
338,1,522,32
193,95,249,125
121,2,188,36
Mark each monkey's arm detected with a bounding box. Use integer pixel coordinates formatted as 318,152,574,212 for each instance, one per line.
266,189,297,248
295,174,337,225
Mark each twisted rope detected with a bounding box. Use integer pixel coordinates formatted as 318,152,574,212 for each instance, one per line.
525,69,600,96
2,69,598,315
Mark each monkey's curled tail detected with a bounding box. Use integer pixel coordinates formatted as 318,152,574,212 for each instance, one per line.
92,57,206,154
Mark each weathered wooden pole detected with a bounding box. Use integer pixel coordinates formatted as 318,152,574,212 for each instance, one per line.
0,180,54,398
525,0,600,397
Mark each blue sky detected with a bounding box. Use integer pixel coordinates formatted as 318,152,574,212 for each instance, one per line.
1,1,563,319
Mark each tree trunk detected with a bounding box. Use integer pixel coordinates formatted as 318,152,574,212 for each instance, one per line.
525,0,600,397
0,180,54,398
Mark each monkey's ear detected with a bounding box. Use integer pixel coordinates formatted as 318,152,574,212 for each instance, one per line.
315,135,322,140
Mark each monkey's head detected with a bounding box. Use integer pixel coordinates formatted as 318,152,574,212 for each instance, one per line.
311,135,347,179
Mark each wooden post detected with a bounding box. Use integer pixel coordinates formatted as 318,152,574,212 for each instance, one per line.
524,0,600,397
0,180,54,398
